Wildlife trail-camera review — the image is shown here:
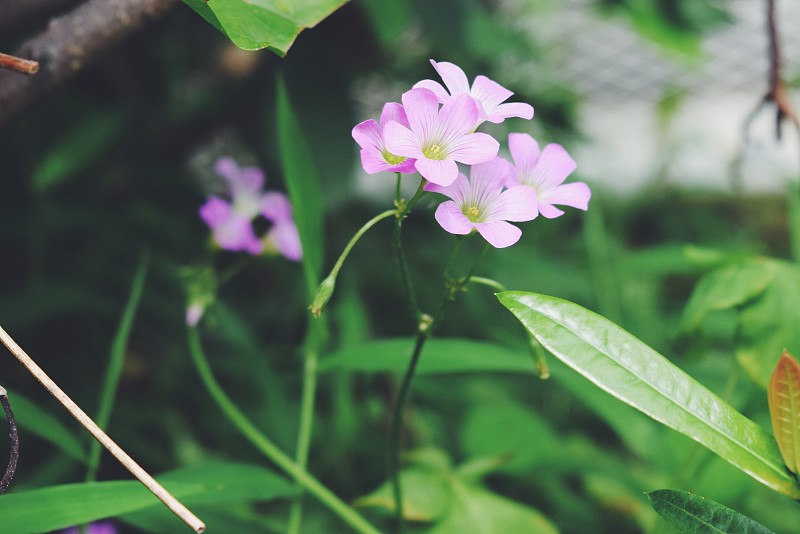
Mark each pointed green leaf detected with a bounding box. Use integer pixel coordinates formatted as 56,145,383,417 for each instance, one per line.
497,291,800,499
1,392,85,462
0,462,294,533
647,489,775,534
276,74,324,297
319,338,536,375
768,351,800,474
182,0,348,55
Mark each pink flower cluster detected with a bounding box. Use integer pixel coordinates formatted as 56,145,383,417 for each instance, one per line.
352,60,591,248
199,157,302,261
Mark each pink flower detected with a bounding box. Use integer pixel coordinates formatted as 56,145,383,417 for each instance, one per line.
507,133,591,218
351,103,417,174
414,60,534,126
424,157,537,248
199,157,302,260
384,88,499,187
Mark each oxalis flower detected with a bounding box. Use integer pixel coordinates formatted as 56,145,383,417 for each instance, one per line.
352,102,417,174
424,157,537,248
507,133,591,218
384,88,499,187
199,157,302,261
414,59,534,126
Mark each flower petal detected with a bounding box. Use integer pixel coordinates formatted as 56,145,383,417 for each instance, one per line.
389,158,418,174
487,102,534,123
532,143,577,190
352,119,382,152
490,185,538,222
199,196,232,228
268,220,303,261
379,102,409,128
470,75,513,112
448,132,499,165
541,182,592,212
474,220,522,248
384,121,422,159
424,171,470,203
261,192,293,223
434,201,474,235
400,88,441,141
412,80,450,103
415,158,458,186
430,60,470,96
538,204,565,219
508,133,540,183
438,94,479,143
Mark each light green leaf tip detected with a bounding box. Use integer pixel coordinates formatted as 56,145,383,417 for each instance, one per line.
497,291,800,499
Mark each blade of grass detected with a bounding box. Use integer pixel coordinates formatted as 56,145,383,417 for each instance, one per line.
86,252,149,482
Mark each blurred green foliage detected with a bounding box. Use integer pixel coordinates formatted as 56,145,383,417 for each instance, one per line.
1,0,799,532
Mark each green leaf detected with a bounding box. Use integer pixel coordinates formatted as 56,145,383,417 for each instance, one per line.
1,391,85,463
682,257,800,387
355,448,557,533
319,338,536,375
181,0,348,55
0,462,294,533
32,112,125,193
681,258,773,332
276,74,324,297
497,291,800,499
768,351,800,474
88,252,149,478
647,489,775,534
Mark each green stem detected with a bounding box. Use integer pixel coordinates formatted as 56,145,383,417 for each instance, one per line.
187,328,380,534
390,238,485,532
393,178,427,322
467,276,506,292
287,345,319,534
311,210,396,317
87,253,149,482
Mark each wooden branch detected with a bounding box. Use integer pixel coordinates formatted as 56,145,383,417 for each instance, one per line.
0,325,205,532
0,0,177,129
0,53,40,76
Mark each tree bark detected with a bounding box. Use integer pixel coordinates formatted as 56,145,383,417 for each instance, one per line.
0,0,177,129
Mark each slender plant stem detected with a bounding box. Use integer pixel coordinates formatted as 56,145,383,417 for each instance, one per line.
0,325,205,533
393,178,427,322
467,276,506,292
390,237,484,531
287,345,319,534
87,253,149,482
330,209,396,282
187,328,380,534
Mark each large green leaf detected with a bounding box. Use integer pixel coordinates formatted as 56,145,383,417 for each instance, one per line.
182,0,348,55
276,74,324,298
319,338,536,375
497,291,800,499
355,448,558,534
682,257,800,387
647,489,775,534
0,462,294,533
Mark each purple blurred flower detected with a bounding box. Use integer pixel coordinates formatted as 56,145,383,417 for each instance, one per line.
424,157,537,248
384,88,499,186
414,60,534,126
62,521,117,534
352,102,417,174
199,157,302,261
507,133,591,219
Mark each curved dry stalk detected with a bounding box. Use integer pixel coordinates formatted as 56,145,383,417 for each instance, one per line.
0,325,205,533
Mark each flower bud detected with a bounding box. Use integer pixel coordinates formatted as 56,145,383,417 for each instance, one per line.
309,275,336,318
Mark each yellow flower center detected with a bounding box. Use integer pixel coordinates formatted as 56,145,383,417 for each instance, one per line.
423,143,446,160
466,205,481,221
382,150,406,165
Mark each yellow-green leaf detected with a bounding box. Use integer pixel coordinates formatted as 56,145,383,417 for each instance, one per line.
768,350,800,474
